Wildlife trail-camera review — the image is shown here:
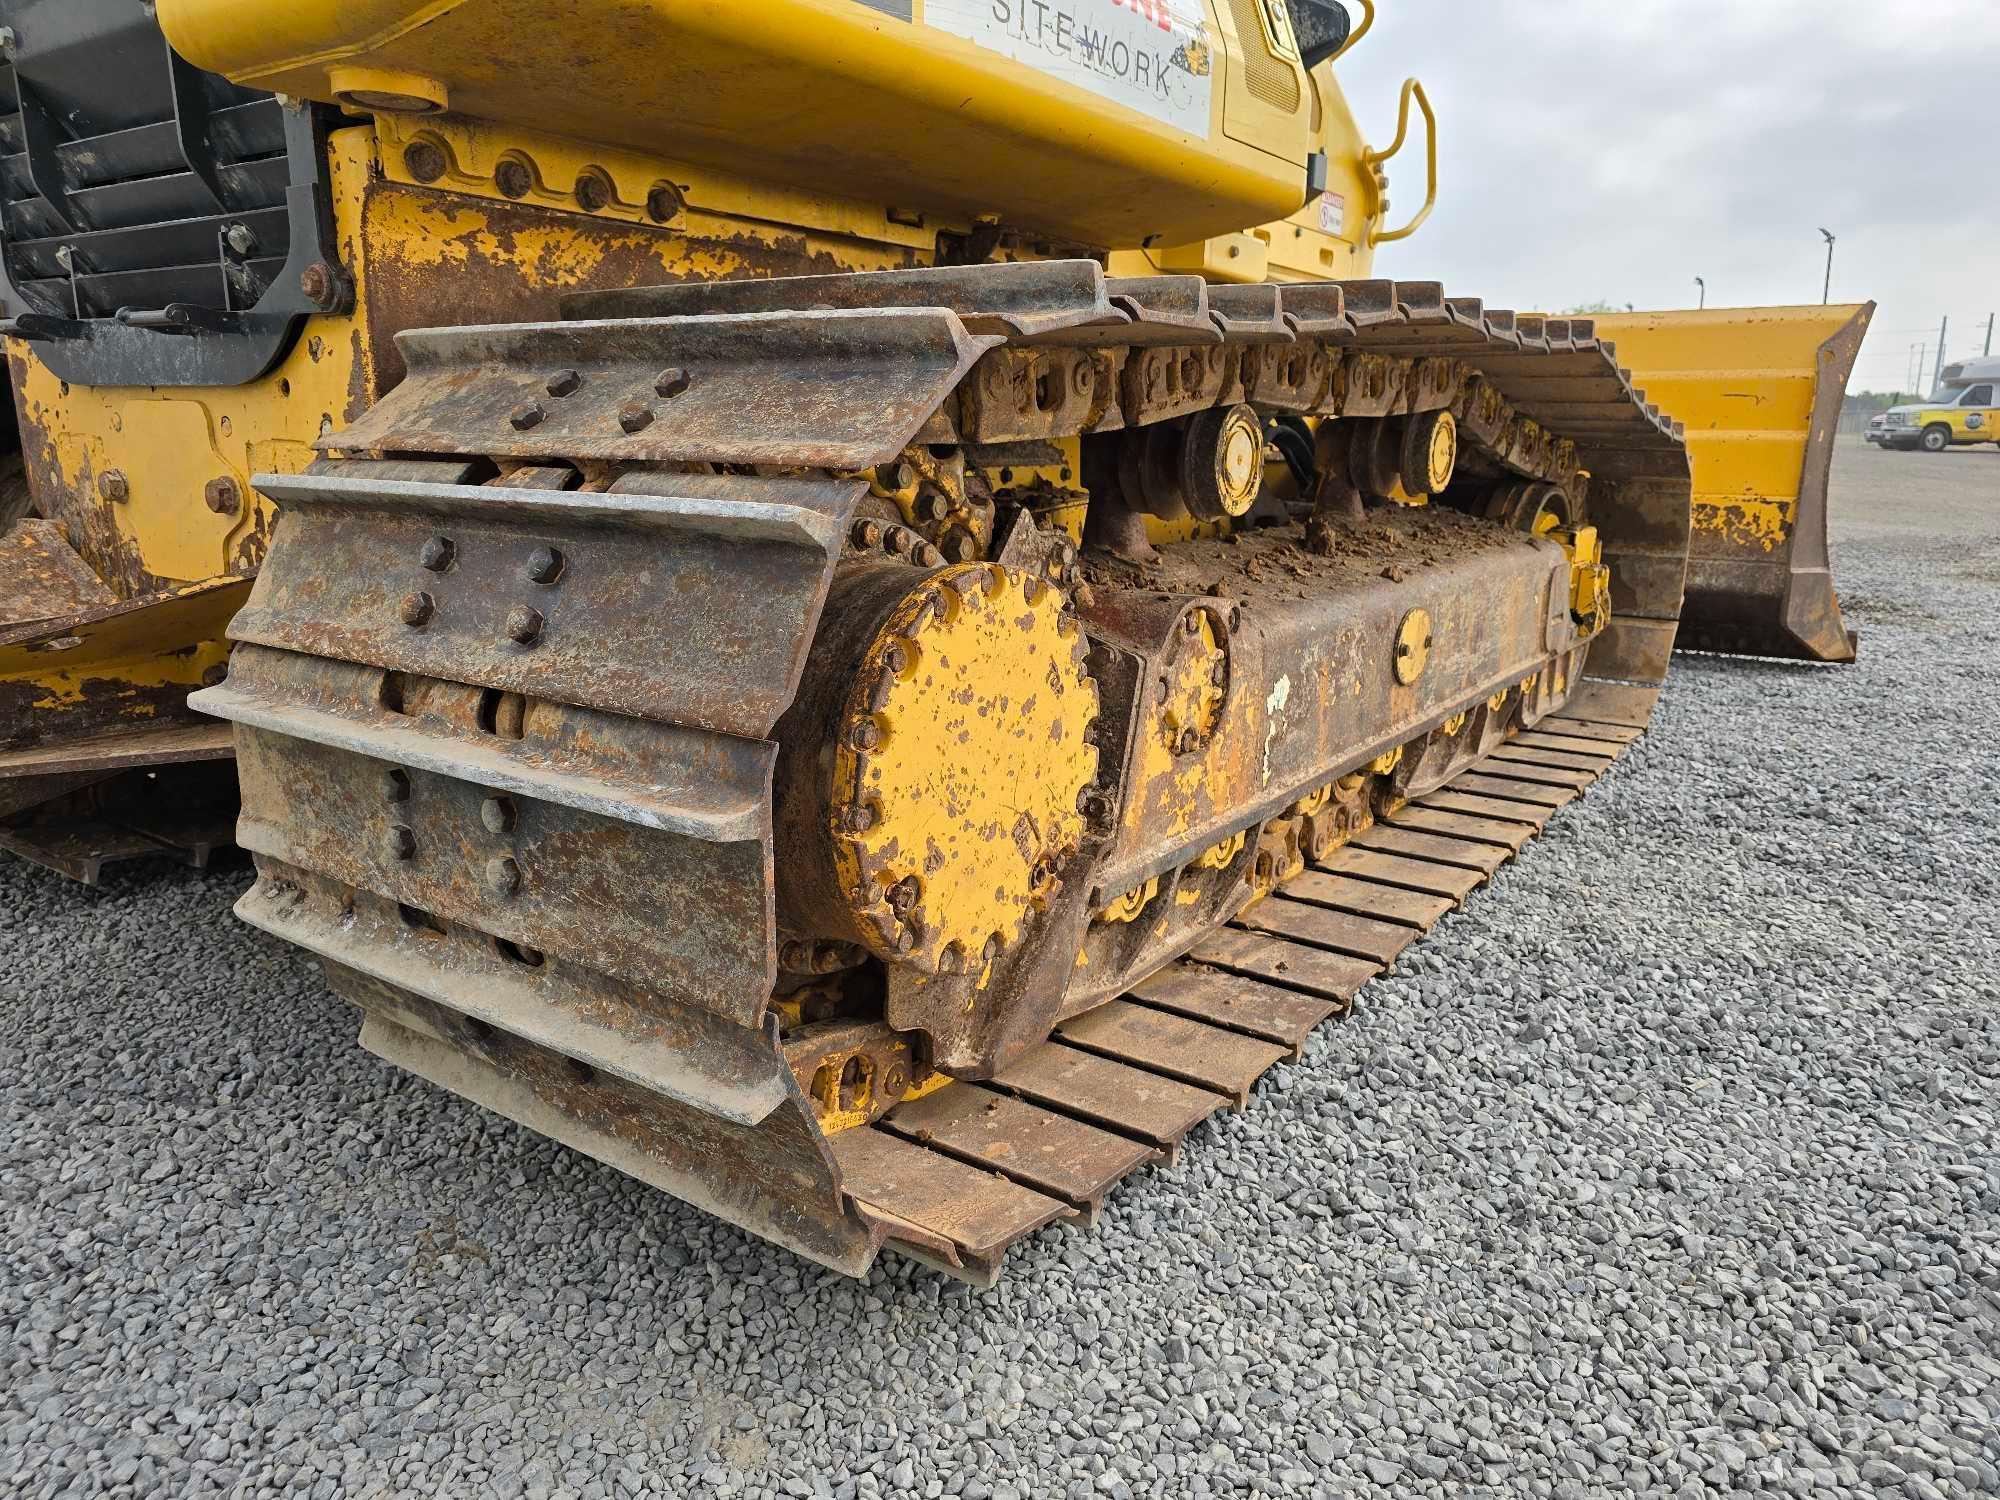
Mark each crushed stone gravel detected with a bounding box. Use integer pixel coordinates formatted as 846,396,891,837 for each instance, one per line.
3,444,1997,1498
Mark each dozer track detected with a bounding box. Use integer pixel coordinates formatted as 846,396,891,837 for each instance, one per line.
193,262,1690,1283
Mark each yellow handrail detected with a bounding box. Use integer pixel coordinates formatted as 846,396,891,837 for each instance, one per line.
1362,77,1437,245
1329,0,1374,62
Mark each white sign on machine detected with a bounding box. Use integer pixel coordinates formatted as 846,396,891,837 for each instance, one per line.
926,0,1216,138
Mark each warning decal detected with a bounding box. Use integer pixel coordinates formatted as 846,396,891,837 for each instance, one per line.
926,0,1215,139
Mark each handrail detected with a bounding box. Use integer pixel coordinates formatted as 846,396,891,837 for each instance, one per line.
1330,0,1375,62
1361,76,1436,245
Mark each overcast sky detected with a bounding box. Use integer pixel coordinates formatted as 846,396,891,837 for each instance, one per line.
1338,1,2000,393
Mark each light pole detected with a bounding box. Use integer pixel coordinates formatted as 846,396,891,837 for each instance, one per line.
1694,276,1706,309
1818,228,1835,304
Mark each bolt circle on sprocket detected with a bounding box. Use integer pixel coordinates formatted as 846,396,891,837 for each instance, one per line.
829,563,1099,975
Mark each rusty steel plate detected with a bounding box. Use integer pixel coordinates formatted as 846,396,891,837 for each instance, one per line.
1125,964,1339,1053
1419,788,1555,828
1316,846,1485,900
1544,716,1645,744
990,1041,1222,1150
563,260,1122,340
1055,999,1286,1108
1562,680,1662,727
234,468,862,739
1485,743,1608,776
1512,730,1621,760
1277,870,1457,929
0,519,116,628
1187,927,1381,1003
1351,824,1511,876
337,308,1000,470
1234,893,1423,966
1468,756,1596,790
1449,772,1580,810
830,1126,1071,1265
884,1082,1158,1217
1385,804,1535,853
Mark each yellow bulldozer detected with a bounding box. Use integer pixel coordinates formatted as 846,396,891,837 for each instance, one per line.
0,0,1871,1279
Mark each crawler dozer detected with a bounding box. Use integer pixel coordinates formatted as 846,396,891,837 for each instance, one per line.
0,0,1860,1278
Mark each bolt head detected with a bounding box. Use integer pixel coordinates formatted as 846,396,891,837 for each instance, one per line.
524,545,564,585
510,401,545,431
779,940,810,971
917,545,944,567
618,403,654,433
399,592,436,628
851,520,883,550
98,470,129,503
947,533,979,563
485,856,521,897
654,367,691,398
850,719,881,752
203,477,241,515
844,804,876,835
546,369,582,398
504,604,544,645
480,796,517,834
419,535,455,572
383,824,417,861
299,260,341,309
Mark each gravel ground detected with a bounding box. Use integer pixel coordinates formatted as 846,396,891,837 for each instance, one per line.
4,442,1997,1499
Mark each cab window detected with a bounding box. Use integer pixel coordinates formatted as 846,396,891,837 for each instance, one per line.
1960,384,1994,406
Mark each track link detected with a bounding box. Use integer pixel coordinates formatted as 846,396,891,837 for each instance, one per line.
193,262,1691,1282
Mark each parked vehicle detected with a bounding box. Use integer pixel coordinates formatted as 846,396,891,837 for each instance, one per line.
1867,357,2000,452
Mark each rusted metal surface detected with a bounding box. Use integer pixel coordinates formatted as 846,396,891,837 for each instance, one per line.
1187,928,1380,1003
240,865,786,1122
1448,771,1578,810
881,1083,1158,1222
1543,717,1645,744
1124,965,1338,1054
827,1125,1071,1280
1512,729,1620,760
222,709,775,1029
988,1041,1222,1153
1419,788,1555,829
0,520,116,627
564,261,1122,340
1233,895,1423,967
199,259,1697,1280
1561,680,1663,728
340,977,887,1278
1484,743,1606,777
1055,999,1285,1108
333,309,998,469
1384,804,1534,854
1317,846,1485,900
231,466,863,736
1279,869,1458,928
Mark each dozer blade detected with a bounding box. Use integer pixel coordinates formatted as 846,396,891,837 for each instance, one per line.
1592,304,1873,663
193,264,1695,1282
0,520,243,879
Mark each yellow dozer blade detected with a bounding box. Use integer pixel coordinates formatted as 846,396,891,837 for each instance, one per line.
1592,304,1872,663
